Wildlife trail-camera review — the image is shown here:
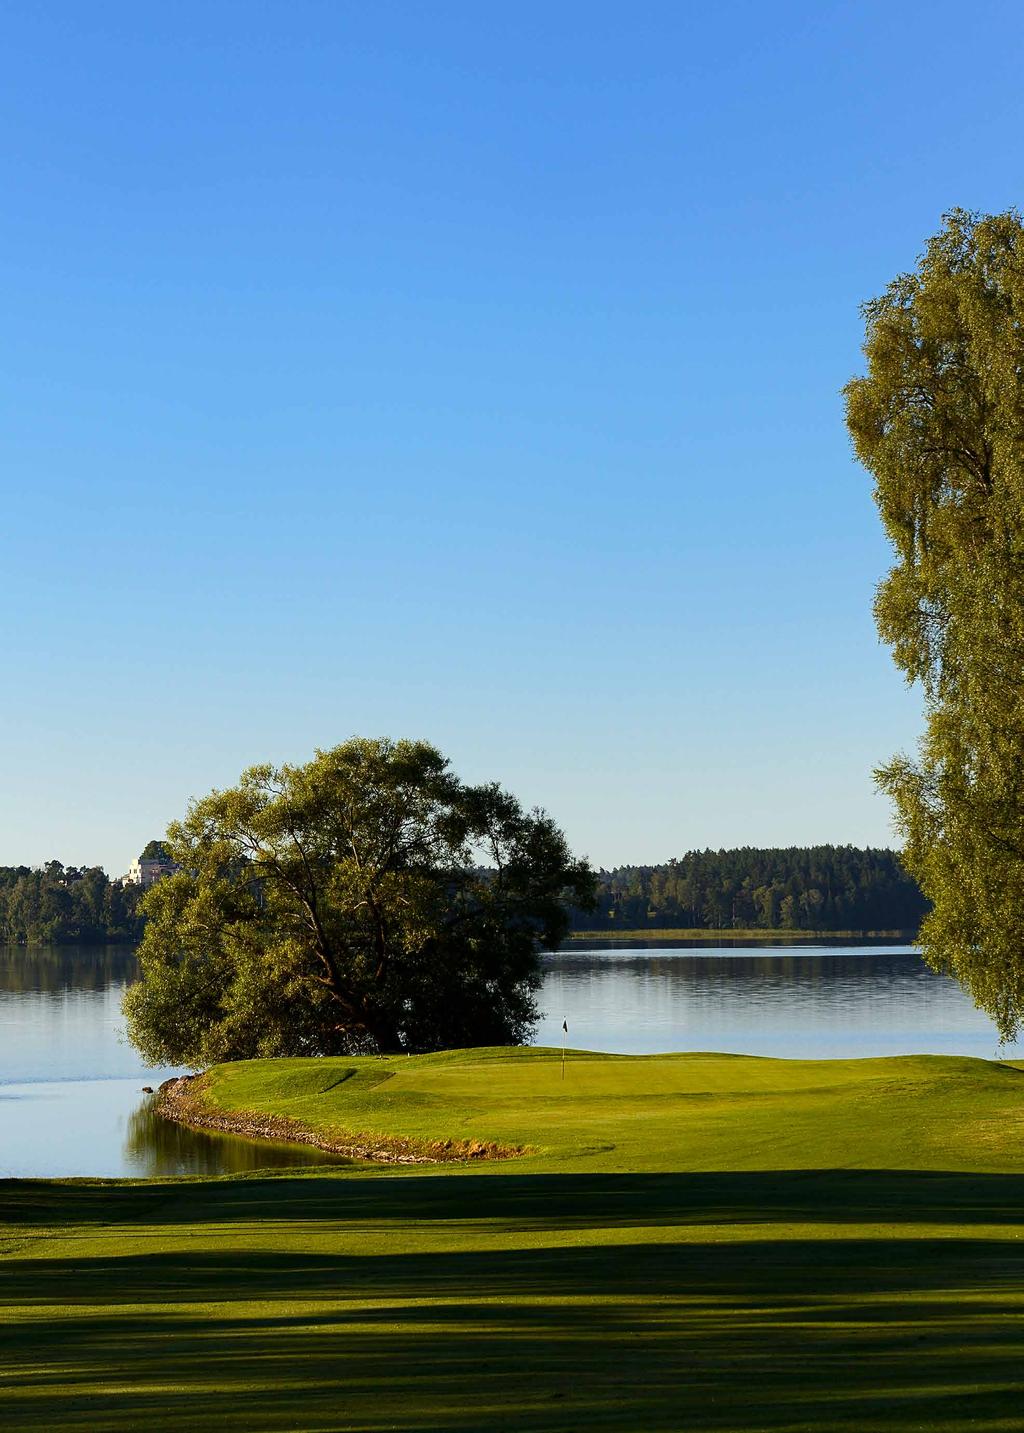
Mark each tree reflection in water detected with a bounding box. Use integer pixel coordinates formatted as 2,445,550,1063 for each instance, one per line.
0,943,138,995
123,1100,354,1177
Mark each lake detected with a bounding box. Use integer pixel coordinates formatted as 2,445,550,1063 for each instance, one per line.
1,941,1016,1179
534,940,1019,1059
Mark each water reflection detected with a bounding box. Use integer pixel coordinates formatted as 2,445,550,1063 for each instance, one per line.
123,1098,353,1177
535,943,1018,1059
0,942,138,995
0,944,354,1178
0,944,145,1083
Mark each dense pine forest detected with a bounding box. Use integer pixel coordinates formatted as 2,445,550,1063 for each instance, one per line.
570,847,926,934
0,863,143,944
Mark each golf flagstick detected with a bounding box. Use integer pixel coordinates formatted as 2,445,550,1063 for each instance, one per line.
561,1019,567,1080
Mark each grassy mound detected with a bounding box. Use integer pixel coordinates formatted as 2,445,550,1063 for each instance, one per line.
172,1045,1024,1174
6,1048,1024,1431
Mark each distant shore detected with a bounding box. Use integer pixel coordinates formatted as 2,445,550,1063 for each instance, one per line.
566,927,918,942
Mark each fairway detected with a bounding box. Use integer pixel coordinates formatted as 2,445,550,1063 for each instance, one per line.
5,1049,1024,1430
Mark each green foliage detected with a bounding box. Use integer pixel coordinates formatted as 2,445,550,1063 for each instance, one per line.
571,845,926,932
138,839,170,861
845,208,1024,1041
125,737,596,1064
0,862,142,944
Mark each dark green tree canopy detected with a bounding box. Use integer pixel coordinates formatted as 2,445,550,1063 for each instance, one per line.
139,839,171,862
571,847,925,934
845,208,1024,1041
0,862,141,944
124,738,596,1065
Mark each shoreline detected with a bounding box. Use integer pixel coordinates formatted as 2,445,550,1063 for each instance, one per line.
566,927,918,942
155,1073,521,1166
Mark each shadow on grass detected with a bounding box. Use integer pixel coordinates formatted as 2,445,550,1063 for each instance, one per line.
4,1229,1024,1303
6,1171,1024,1431
6,1165,1024,1230
6,1235,1024,1432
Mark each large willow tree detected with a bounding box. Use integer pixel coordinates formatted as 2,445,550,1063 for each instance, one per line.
125,738,595,1065
845,208,1024,1041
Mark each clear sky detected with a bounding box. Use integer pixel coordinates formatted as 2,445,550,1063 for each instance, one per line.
3,2,1022,875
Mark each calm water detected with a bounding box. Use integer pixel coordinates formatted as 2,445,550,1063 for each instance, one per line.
534,942,1020,1059
1,941,1017,1178
0,946,354,1179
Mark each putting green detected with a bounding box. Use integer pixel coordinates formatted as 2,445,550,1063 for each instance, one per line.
4,1049,1024,1431
189,1045,1024,1174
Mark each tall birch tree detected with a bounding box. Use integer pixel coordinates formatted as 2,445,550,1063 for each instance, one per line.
845,208,1024,1041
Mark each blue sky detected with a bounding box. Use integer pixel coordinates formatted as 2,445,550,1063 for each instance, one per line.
3,2,1022,874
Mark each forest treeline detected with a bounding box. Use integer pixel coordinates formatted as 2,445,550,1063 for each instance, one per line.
570,846,927,933
0,863,143,944
0,845,926,944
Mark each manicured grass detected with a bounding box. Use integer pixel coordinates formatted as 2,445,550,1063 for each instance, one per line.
190,1045,1024,1174
5,1048,1024,1430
